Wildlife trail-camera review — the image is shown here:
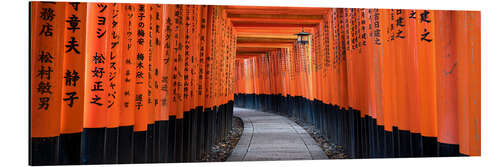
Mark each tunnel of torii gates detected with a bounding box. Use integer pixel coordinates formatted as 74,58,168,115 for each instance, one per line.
30,1,480,165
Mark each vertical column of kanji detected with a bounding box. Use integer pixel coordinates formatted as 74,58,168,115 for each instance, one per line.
82,2,111,164
297,34,304,116
57,2,86,165
377,9,392,158
359,8,368,157
316,23,322,105
314,25,320,126
217,7,223,113
218,9,225,139
338,9,349,114
202,5,214,156
145,4,155,163
302,32,308,119
220,10,231,140
324,10,333,112
185,5,197,161
370,8,385,158
158,4,171,163
163,5,177,163
132,3,148,163
364,8,378,158
230,23,236,130
101,3,122,164
197,5,208,159
336,8,346,153
312,26,319,114
405,9,423,157
150,4,162,162
415,10,438,157
466,11,481,157
358,8,369,158
181,5,193,162
229,17,236,132
388,9,399,157
393,9,412,157
433,10,459,156
223,12,231,140
224,13,230,142
319,23,325,125
174,5,187,162
117,4,135,164
169,4,181,162
148,4,160,163
30,2,64,165
329,9,339,145
211,6,219,146
309,27,314,113
344,8,354,114
190,5,202,161
390,9,400,157
216,4,222,145
393,9,403,158
388,9,400,158
355,8,363,111
304,30,312,106
349,9,359,157
349,9,358,157
346,8,358,157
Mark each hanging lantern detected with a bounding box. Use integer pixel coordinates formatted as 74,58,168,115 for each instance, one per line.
295,27,311,45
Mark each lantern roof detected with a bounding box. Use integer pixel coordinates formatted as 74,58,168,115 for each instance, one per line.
295,30,311,36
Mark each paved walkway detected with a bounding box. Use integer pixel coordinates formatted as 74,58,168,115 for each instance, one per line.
227,107,328,161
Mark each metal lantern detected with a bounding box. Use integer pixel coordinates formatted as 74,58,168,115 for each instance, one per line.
295,27,311,45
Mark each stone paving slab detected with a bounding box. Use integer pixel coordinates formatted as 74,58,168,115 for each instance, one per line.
227,107,328,161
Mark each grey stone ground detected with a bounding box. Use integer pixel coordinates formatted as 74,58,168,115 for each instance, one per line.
227,107,328,161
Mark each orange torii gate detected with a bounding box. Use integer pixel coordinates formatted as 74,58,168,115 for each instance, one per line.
30,2,480,165
31,2,236,165
233,8,480,158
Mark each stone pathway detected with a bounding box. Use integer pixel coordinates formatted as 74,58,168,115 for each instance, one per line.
227,107,328,161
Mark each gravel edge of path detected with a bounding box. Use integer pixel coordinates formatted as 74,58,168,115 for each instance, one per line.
270,111,348,159
200,116,244,162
